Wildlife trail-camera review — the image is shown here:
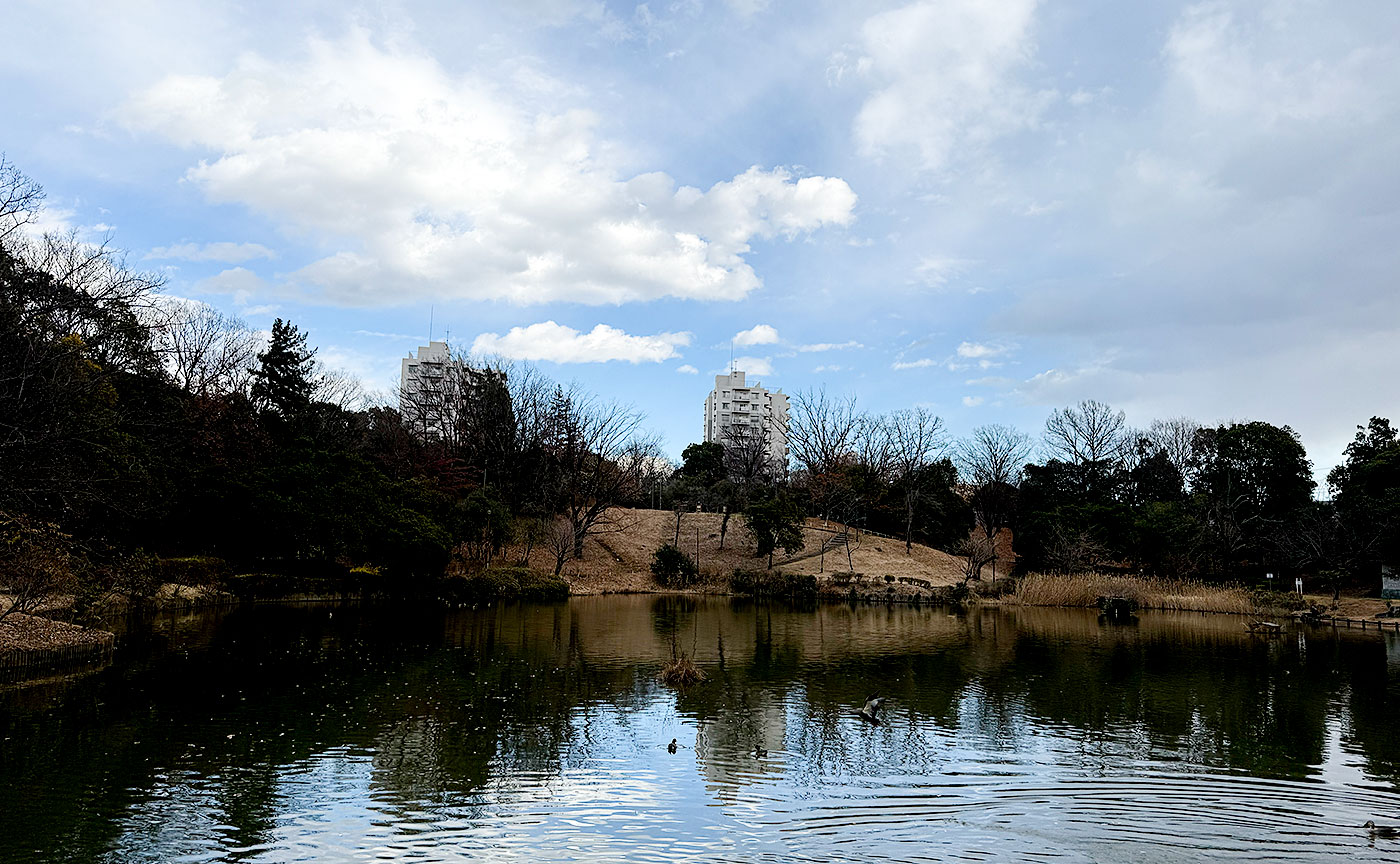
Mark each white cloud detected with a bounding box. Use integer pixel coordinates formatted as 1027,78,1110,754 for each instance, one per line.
146,241,276,263
892,357,934,370
470,321,691,364
915,256,975,287
956,341,1010,359
812,364,842,373
731,356,774,376
353,330,420,340
193,266,269,298
848,0,1051,171
962,395,985,407
119,30,857,307
965,375,1014,388
798,340,862,352
676,364,698,374
1163,4,1375,127
733,323,780,346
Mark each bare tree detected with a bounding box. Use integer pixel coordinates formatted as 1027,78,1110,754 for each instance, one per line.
1045,526,1108,574
540,384,662,559
1146,416,1202,485
548,517,575,577
313,364,366,409
0,514,76,626
884,408,946,552
721,423,777,488
1043,399,1128,465
958,424,1032,489
0,155,44,244
953,534,997,582
957,424,1032,576
151,299,260,396
787,387,863,477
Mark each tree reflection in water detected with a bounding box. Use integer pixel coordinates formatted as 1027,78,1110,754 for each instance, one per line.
2,597,1398,862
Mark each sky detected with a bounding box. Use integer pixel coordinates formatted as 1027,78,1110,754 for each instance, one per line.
5,0,1399,478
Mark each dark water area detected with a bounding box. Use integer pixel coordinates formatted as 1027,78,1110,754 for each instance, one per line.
2,597,1399,862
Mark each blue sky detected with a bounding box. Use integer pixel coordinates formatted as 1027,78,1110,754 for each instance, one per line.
6,0,1399,475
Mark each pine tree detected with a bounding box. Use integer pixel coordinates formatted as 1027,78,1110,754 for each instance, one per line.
250,318,315,416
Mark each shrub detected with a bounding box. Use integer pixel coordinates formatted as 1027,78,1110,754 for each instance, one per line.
730,568,817,599
154,556,231,587
449,566,568,603
650,544,699,588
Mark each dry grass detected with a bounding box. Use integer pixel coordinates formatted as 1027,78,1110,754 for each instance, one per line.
657,646,708,687
1008,572,1257,614
537,507,973,595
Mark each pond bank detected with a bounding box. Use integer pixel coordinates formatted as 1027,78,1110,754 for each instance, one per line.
0,613,115,682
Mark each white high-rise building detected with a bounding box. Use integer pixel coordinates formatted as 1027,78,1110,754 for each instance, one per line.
399,341,460,436
704,370,789,475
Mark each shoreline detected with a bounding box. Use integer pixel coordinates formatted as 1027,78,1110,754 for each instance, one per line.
6,570,1393,683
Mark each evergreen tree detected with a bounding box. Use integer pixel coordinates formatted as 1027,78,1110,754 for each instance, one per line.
250,318,316,417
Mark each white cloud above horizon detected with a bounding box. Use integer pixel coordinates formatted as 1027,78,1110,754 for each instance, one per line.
118,30,857,307
733,324,780,346
471,321,691,364
146,241,276,263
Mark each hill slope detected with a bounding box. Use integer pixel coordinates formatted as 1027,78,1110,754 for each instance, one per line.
544,507,1007,595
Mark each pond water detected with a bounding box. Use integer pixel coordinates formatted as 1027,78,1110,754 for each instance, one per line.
3,597,1399,862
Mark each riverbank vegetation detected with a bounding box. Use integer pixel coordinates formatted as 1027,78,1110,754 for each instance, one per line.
1002,573,1258,614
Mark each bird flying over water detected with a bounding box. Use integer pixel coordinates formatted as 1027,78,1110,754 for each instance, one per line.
858,695,885,723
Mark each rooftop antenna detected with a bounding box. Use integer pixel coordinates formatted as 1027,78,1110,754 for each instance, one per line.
729,341,735,375
428,305,434,344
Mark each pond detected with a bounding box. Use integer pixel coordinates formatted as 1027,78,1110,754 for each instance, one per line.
2,597,1399,862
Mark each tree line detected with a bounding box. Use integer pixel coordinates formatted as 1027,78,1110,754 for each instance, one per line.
696,391,1396,592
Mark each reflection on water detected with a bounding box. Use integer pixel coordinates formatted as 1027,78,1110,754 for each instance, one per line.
2,598,1399,862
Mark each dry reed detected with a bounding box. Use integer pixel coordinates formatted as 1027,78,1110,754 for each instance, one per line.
657,646,708,687
1008,572,1256,615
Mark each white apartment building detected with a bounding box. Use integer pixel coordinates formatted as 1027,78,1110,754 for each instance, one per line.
703,370,789,475
399,341,459,436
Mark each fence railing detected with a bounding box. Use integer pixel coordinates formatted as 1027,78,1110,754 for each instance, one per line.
0,634,115,682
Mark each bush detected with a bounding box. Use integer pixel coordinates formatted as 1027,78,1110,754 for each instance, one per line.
154,556,231,587
226,560,353,599
448,566,568,603
730,568,817,599
650,544,699,588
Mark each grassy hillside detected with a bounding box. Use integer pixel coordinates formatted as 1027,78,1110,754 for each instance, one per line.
536,507,1005,595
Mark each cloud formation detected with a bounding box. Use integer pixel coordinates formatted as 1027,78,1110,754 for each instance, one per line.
471,321,691,364
733,324,780,346
847,0,1049,171
146,241,276,263
120,30,857,307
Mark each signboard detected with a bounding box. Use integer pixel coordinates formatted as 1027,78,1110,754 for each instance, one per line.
1383,563,1400,600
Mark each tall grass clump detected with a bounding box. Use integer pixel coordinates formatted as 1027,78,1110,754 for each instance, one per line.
1009,572,1255,614
657,643,707,687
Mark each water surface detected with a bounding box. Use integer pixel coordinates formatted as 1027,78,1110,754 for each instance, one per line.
3,597,1399,862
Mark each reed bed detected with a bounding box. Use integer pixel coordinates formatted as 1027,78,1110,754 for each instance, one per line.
1007,572,1256,614
657,647,708,687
